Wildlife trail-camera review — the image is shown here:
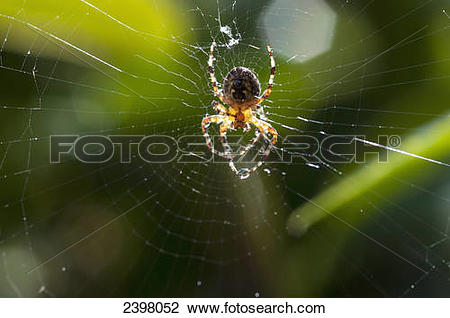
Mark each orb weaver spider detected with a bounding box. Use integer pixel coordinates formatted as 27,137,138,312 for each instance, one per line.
201,42,278,179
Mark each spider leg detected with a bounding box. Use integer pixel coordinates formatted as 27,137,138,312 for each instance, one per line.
228,116,278,179
237,128,262,156
251,117,278,147
208,42,225,103
203,112,262,163
202,114,235,158
221,122,263,161
256,44,276,105
219,118,234,158
219,116,262,160
202,114,225,154
249,116,277,167
212,100,227,115
243,122,251,132
255,105,267,120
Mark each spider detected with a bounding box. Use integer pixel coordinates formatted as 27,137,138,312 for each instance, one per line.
202,42,278,179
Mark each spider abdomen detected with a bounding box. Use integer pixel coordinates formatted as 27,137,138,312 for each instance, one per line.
223,66,260,106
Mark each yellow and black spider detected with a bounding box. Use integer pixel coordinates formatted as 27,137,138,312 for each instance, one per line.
202,42,278,179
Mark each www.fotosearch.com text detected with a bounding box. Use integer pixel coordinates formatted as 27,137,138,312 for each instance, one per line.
49,134,401,164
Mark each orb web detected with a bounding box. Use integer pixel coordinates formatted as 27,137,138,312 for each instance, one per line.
0,0,449,297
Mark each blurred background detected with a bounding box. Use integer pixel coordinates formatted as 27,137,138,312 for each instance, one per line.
0,0,449,297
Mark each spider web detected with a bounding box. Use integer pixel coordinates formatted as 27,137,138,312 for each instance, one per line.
0,0,449,297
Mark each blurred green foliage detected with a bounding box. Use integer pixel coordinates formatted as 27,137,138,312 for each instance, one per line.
0,0,449,297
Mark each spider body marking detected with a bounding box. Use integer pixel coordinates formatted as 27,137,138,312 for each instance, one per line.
202,42,278,179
